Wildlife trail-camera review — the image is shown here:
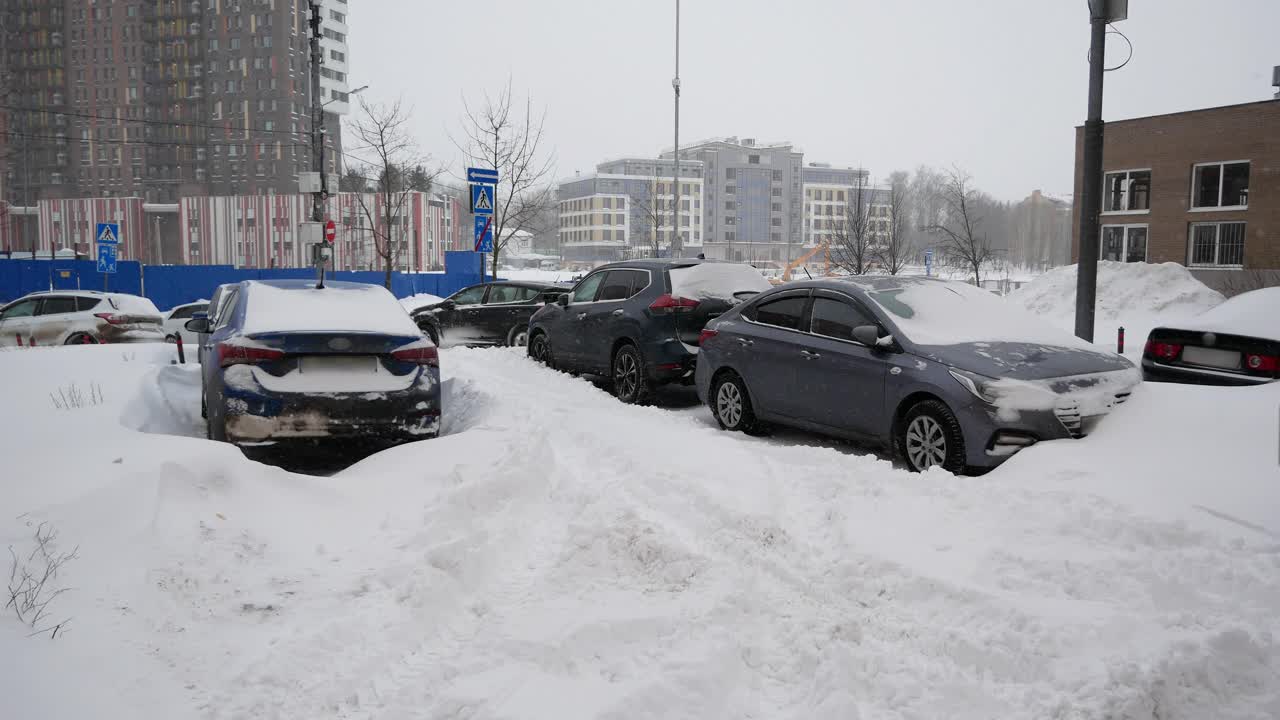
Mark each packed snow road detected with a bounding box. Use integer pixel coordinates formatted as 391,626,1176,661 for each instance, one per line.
1,344,1278,719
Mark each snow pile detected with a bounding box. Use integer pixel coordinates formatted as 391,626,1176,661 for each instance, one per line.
669,262,772,301
398,292,445,312
1009,262,1224,356
1,345,1278,719
1175,286,1280,340
105,293,163,319
239,281,420,337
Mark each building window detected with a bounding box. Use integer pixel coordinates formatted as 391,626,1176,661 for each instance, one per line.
771,170,781,181
748,155,760,164
1102,169,1150,212
771,188,782,197
1191,162,1249,209
1100,225,1148,263
725,231,735,241
1188,222,1245,267
725,185,735,195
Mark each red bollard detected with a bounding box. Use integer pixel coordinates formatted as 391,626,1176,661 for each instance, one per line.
1117,326,1125,354
16,335,22,347
175,334,186,364
29,336,36,347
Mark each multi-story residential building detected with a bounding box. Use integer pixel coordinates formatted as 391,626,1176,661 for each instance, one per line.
799,164,891,251
178,190,459,271
0,0,348,211
1072,99,1279,291
1009,190,1072,270
557,157,704,263
661,137,804,264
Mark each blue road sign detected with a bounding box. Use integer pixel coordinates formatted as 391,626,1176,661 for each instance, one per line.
474,215,494,253
466,167,499,184
470,183,494,215
97,243,118,274
96,222,120,245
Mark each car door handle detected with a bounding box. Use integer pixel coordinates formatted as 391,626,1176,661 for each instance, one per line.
611,309,625,316
736,338,754,346
800,350,821,359
576,313,587,320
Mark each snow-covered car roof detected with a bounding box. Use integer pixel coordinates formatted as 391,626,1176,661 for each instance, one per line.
238,280,422,337
1172,286,1280,341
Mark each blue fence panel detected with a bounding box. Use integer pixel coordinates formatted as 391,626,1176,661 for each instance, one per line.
2,251,493,311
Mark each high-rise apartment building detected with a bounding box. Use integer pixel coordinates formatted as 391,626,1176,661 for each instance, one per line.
0,0,348,209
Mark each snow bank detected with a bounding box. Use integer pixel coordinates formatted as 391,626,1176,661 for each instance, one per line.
1,344,1278,719
669,262,772,301
240,281,421,337
1174,286,1280,340
1009,262,1224,356
398,292,445,312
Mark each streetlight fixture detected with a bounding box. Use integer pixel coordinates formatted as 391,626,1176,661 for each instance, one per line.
324,84,368,108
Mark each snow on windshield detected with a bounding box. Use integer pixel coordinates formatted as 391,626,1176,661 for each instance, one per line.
867,280,1097,349
241,283,421,337
669,263,772,302
1181,286,1280,340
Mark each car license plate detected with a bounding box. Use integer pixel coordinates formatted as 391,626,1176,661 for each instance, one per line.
299,356,379,374
1180,346,1241,369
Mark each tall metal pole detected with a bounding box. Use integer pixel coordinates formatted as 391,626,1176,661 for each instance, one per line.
308,1,326,287
1074,3,1108,342
670,0,681,259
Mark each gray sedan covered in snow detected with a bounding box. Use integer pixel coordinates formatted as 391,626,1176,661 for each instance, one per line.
695,276,1140,474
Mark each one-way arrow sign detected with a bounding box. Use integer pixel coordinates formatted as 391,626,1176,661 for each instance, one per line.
466,167,499,184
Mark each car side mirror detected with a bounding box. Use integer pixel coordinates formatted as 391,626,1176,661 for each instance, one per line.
185,313,211,334
556,294,570,307
852,325,880,347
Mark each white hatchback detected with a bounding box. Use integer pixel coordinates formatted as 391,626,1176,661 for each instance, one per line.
162,300,211,346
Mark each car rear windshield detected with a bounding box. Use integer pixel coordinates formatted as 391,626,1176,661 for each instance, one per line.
669,263,772,302
863,280,1093,349
106,294,162,317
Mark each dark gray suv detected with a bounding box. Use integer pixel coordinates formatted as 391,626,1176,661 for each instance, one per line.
695,276,1140,474
528,259,771,403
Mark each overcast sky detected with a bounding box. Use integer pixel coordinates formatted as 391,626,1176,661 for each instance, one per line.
348,0,1277,201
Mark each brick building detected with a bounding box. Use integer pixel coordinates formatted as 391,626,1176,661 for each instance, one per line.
1072,99,1280,290
0,0,349,209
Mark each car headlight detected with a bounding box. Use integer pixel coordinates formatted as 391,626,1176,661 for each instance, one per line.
949,368,999,404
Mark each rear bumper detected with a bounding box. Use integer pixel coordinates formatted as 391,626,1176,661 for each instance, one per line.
219,367,442,446
641,337,698,383
1142,359,1274,387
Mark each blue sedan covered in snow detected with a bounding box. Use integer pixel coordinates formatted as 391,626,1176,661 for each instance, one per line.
188,280,442,451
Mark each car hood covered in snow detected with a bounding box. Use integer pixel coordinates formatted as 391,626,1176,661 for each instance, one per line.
918,341,1134,381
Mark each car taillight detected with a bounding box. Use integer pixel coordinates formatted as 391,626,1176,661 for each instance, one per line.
649,294,699,314
1144,340,1182,360
392,344,439,366
217,341,285,368
698,328,718,346
94,312,125,325
1245,353,1278,372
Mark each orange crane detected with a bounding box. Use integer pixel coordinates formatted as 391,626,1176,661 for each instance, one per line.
781,242,831,281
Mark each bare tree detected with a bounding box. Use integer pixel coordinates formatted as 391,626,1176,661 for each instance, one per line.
630,180,669,258
346,97,436,288
829,174,876,275
875,171,915,275
456,80,555,271
925,167,995,286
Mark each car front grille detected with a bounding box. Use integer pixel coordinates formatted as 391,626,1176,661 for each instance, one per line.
1054,391,1130,438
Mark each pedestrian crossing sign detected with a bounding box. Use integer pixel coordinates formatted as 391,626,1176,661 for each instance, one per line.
471,184,494,214
96,223,120,245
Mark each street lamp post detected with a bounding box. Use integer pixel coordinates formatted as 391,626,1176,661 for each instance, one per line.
1075,0,1127,342
671,0,681,259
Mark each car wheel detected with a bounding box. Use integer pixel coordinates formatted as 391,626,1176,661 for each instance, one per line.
611,344,652,405
898,399,966,473
529,332,553,366
710,371,760,434
65,332,98,345
508,325,530,347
